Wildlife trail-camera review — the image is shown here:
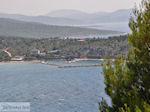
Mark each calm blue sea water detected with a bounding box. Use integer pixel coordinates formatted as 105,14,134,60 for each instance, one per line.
0,61,111,112
87,22,131,33
68,22,130,39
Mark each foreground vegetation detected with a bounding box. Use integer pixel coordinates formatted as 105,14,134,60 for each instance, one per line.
99,0,150,111
0,35,129,61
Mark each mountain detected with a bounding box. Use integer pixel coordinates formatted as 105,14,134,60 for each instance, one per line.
0,18,121,38
46,9,132,23
0,13,82,25
46,9,89,20
88,9,132,24
0,9,132,26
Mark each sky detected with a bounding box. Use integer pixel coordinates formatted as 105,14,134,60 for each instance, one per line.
0,0,142,16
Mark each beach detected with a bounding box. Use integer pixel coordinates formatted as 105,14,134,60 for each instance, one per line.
0,58,104,64
0,60,42,65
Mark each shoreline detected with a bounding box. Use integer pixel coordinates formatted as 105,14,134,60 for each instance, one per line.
0,60,42,65
0,59,104,68
0,58,104,65
65,58,104,63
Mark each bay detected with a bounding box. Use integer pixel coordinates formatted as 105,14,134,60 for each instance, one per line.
0,60,111,112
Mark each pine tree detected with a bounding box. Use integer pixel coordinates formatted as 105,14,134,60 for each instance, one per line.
99,0,150,111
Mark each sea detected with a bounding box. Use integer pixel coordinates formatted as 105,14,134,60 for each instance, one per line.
86,22,130,33
0,60,111,112
69,22,130,39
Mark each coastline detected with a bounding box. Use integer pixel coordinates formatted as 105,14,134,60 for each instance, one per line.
0,60,42,65
65,58,104,63
0,58,104,65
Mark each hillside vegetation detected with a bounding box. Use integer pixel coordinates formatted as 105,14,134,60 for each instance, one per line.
0,35,129,61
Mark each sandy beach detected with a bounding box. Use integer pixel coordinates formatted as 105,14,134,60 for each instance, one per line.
0,60,42,65
0,58,104,66
65,58,104,63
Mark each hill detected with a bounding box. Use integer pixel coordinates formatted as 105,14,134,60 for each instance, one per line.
0,9,132,25
0,13,82,25
0,18,121,38
0,35,129,61
46,9,89,20
46,9,132,23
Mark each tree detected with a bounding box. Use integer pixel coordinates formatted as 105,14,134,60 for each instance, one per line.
99,0,150,111
0,51,11,62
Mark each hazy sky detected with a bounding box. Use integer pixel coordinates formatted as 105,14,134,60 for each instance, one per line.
0,0,142,16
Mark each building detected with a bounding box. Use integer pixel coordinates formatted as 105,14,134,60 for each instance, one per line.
77,40,85,42
30,49,40,56
11,56,24,61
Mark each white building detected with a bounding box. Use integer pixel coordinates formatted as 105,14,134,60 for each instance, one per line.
11,56,24,61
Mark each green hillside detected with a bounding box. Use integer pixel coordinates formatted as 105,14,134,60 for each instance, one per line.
0,35,129,61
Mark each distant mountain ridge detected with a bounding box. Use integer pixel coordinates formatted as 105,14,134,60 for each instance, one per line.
0,9,132,25
46,9,132,23
46,9,90,20
0,13,82,25
0,18,121,38
46,9,88,17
